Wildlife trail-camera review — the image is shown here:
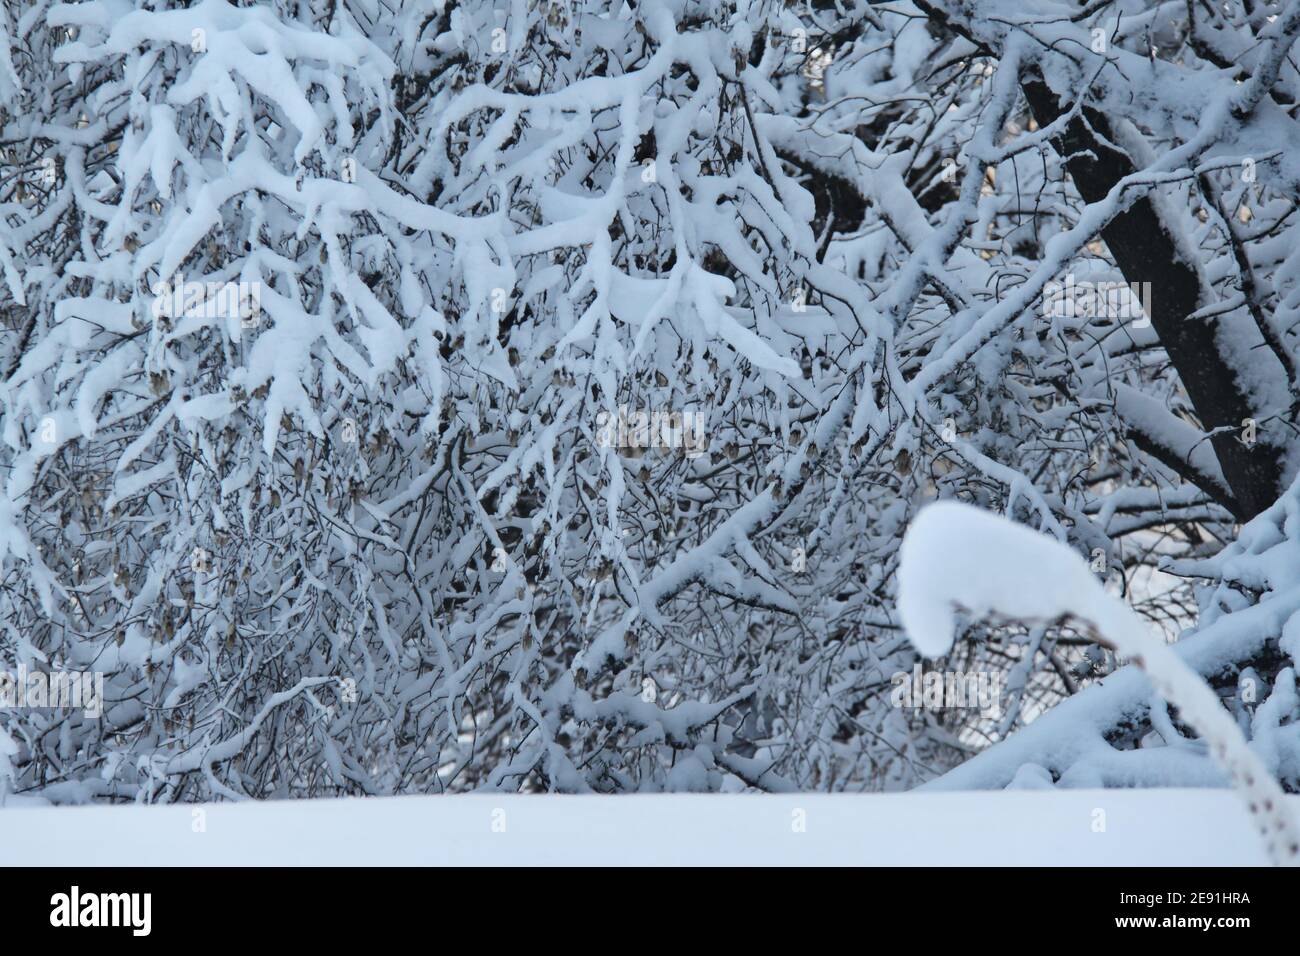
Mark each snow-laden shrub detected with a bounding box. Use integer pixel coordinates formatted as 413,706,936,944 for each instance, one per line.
1,0,1300,801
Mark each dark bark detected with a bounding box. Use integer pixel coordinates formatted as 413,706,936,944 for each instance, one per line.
1020,75,1286,520
908,0,1290,519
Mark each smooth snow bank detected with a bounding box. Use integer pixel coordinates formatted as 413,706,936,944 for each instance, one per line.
0,790,1286,865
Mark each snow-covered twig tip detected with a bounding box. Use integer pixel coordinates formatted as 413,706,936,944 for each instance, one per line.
899,501,1299,866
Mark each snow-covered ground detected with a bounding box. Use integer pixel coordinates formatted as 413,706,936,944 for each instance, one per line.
0,790,1284,865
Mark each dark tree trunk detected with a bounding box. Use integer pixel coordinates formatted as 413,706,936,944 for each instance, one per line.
1021,75,1286,520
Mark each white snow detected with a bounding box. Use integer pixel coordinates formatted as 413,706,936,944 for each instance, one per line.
0,790,1285,866
898,501,1300,865
8,0,1300,825
898,501,1109,659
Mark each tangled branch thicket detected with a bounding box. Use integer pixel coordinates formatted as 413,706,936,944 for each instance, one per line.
4,0,1300,801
